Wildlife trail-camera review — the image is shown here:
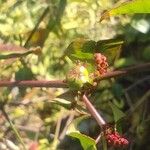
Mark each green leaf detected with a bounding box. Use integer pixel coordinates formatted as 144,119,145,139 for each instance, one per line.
51,98,72,110
67,116,89,134
96,39,123,64
65,38,123,64
15,67,34,80
109,101,125,122
143,46,150,61
100,0,150,21
57,90,77,101
64,38,96,61
56,0,67,23
68,132,97,150
112,83,123,99
102,136,107,150
71,51,93,60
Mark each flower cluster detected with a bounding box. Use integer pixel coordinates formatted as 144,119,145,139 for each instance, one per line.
105,131,129,147
94,53,108,75
102,124,129,147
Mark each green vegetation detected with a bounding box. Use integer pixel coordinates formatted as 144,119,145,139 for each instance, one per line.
0,0,150,150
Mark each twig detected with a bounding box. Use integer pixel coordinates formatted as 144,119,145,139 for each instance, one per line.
54,117,62,142
127,90,150,114
24,6,50,47
82,94,106,127
15,125,40,133
124,91,134,111
124,76,150,111
95,133,102,144
1,107,27,150
53,111,62,148
125,76,150,92
59,110,75,140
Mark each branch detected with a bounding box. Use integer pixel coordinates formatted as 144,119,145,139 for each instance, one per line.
0,63,149,88
95,62,150,82
1,106,27,150
24,6,50,47
0,80,68,88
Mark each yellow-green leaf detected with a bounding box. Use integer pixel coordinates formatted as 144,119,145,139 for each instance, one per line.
100,0,150,21
68,132,97,150
109,101,125,122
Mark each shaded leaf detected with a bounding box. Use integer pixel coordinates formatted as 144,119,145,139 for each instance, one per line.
143,46,150,61
100,0,150,21
56,0,67,23
102,136,107,150
68,132,97,150
51,98,72,110
96,39,123,64
57,90,77,101
112,83,123,98
67,116,89,134
109,101,125,122
15,67,34,80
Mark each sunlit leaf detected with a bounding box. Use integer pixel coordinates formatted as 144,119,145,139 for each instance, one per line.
26,28,48,47
65,38,122,65
12,108,25,118
68,132,97,150
100,0,150,21
109,101,125,122
64,38,96,61
71,51,93,60
0,44,41,59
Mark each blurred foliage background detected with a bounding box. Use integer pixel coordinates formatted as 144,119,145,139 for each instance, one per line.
0,0,149,150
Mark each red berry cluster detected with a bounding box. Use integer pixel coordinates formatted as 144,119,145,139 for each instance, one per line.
94,53,108,75
105,131,129,147
102,124,129,147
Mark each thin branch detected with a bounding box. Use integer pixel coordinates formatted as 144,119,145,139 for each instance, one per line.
24,6,50,47
16,125,40,133
124,76,150,92
127,90,150,114
0,80,68,88
95,133,102,144
82,94,106,127
54,116,62,142
59,110,75,140
94,62,150,82
1,107,27,150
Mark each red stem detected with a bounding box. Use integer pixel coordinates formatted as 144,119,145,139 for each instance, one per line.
82,94,106,127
